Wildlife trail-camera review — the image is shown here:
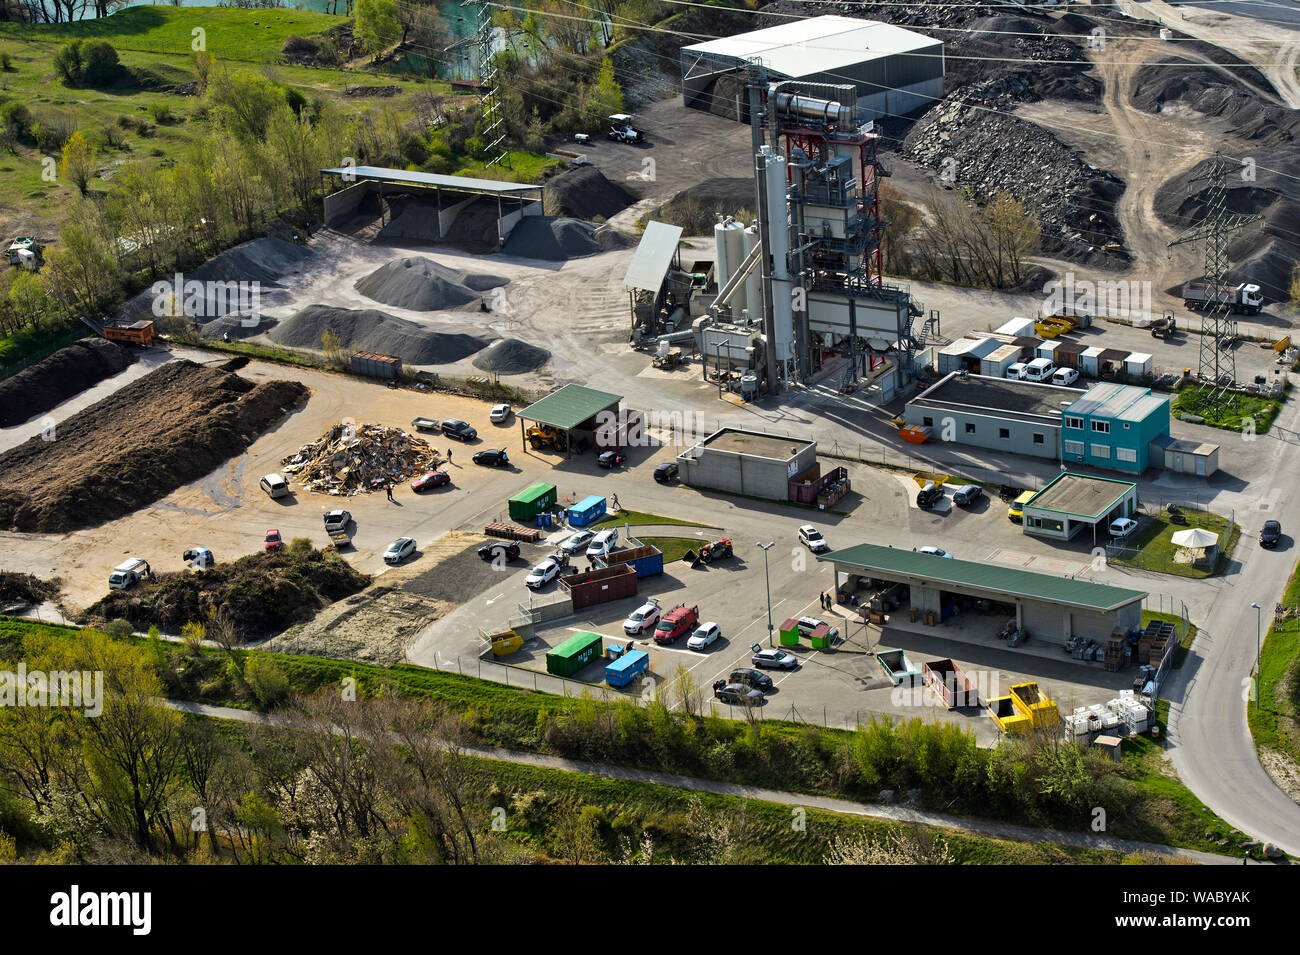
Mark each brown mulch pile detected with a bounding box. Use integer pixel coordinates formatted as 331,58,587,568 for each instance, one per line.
0,358,307,532
0,337,136,428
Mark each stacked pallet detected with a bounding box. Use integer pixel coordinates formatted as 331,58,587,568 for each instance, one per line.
1103,630,1125,672
1137,620,1176,665
484,521,543,543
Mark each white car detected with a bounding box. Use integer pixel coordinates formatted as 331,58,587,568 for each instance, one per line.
918,546,954,559
383,537,417,564
525,557,562,589
586,529,619,559
323,509,351,530
798,525,829,553
490,404,512,423
1109,517,1138,539
1051,367,1079,386
687,622,722,651
623,600,661,635
559,530,594,555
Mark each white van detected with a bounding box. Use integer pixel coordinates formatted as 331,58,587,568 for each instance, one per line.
1024,358,1056,382
1005,363,1028,380
108,558,150,590
586,529,620,559
260,473,290,499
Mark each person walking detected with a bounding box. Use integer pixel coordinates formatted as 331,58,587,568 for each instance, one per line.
386,483,394,502
446,447,453,464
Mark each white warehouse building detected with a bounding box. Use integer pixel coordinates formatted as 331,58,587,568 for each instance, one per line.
681,15,944,124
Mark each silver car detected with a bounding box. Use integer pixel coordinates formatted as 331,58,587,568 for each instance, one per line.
383,537,417,564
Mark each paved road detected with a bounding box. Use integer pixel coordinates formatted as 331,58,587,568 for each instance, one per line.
164,699,1241,864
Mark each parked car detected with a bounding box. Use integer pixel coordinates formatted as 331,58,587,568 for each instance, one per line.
472,448,510,467
585,529,619,559
1024,358,1056,382
1108,517,1139,539
714,682,764,706
751,647,798,670
916,481,944,508
1260,520,1282,548
259,473,290,499
729,668,773,692
1007,490,1034,523
953,484,984,507
383,537,417,564
687,621,722,651
323,509,351,531
1005,362,1028,380
917,545,954,558
559,530,594,555
478,540,520,562
796,616,840,640
653,604,699,644
623,599,661,635
264,529,283,551
654,462,679,484
108,558,151,590
1051,367,1080,386
798,524,829,553
489,404,512,423
441,419,478,442
525,556,563,589
598,450,626,468
410,470,450,492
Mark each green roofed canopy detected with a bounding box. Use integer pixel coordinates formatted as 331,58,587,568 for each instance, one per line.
518,383,622,431
819,542,1144,613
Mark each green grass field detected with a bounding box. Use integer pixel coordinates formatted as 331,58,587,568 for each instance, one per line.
1172,386,1283,434
1110,508,1239,578
595,509,709,529
1248,558,1300,766
0,7,340,63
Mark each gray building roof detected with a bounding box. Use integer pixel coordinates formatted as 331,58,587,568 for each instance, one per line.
623,221,684,292
910,372,1086,422
1026,472,1136,521
320,166,542,195
682,15,941,75
820,542,1145,612
1066,382,1163,421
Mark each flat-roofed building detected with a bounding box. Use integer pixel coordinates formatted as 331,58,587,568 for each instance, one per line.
1021,471,1138,543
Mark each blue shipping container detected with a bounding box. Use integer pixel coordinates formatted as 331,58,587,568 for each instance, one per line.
605,649,649,687
567,494,608,527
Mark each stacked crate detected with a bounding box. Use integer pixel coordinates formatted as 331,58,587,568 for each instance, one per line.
1103,627,1126,672
1137,620,1176,665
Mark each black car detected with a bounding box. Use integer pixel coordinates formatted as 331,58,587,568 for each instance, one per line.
916,482,943,508
654,462,678,484
1260,520,1282,548
477,541,520,562
472,448,510,467
598,450,626,468
442,419,478,441
728,668,773,693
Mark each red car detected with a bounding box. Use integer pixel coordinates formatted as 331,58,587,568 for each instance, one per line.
265,529,283,551
411,470,450,492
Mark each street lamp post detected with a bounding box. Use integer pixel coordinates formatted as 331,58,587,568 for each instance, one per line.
1251,602,1262,710
758,541,775,647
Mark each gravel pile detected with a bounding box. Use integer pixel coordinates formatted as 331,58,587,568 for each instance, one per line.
189,237,312,286
377,197,442,243
200,313,279,340
0,338,135,428
545,166,635,220
502,216,608,260
471,338,552,374
439,199,502,253
270,305,492,364
354,256,507,311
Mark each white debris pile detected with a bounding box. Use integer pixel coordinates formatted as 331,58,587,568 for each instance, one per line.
281,422,442,495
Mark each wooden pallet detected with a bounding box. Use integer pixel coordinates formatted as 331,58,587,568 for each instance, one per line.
484,521,543,543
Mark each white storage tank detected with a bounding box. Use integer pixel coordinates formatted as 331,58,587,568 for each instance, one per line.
743,224,762,322
714,218,745,313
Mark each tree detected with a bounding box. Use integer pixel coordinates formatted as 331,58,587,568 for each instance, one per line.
52,39,118,87
192,49,213,94
982,190,1040,288
404,1,450,78
41,201,121,319
589,57,623,124
355,0,401,58
207,70,287,144
51,40,84,86
59,130,96,196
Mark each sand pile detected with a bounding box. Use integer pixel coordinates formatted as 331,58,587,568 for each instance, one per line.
471,338,551,374
502,216,608,260
269,306,491,364
281,421,440,496
545,165,635,220
0,359,307,533
354,256,507,311
0,338,136,428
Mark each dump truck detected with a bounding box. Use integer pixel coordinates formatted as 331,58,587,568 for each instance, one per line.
1182,280,1263,314
103,320,154,346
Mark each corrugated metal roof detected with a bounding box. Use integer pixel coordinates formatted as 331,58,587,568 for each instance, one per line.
683,15,941,77
820,542,1144,612
623,220,684,291
1116,394,1168,422
519,383,622,430
1066,382,1151,418
320,165,542,194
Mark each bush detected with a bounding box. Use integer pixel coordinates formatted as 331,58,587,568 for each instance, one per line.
104,619,133,639
0,52,12,72
149,102,177,125
52,39,119,88
0,101,32,141
244,655,289,707
99,123,127,149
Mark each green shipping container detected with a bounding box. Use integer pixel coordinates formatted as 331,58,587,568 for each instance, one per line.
508,482,558,522
546,630,604,677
